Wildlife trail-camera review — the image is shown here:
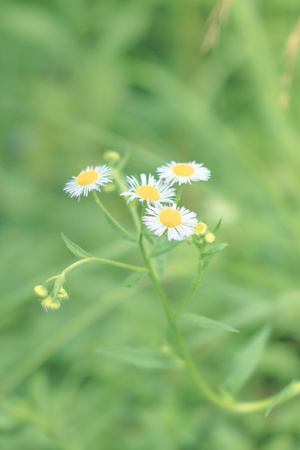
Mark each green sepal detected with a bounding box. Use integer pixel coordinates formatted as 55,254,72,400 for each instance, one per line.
225,326,271,395
265,380,300,417
52,274,65,302
97,346,183,370
174,313,239,333
124,271,145,288
61,233,92,259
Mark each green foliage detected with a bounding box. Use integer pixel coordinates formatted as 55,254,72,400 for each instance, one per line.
225,327,271,395
175,313,239,333
1,0,300,447
97,346,183,370
61,233,92,259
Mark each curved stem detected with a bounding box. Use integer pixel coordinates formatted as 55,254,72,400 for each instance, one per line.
62,257,147,277
93,191,138,242
138,235,299,413
113,168,141,231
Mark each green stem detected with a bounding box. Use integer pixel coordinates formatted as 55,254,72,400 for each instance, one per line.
113,168,141,231
138,235,298,413
176,184,184,203
93,191,138,242
62,257,147,277
173,256,203,318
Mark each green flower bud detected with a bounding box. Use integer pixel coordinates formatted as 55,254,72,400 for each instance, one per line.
41,296,61,312
103,151,120,167
58,288,69,301
34,285,48,298
205,232,216,244
194,222,208,236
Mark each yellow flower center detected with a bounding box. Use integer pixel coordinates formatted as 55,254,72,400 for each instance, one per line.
194,222,207,236
172,164,195,177
159,208,182,228
136,185,161,201
77,169,99,186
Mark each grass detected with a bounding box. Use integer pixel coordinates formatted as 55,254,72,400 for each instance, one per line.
1,0,300,448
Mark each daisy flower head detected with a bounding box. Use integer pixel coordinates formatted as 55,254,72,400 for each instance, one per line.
121,174,176,204
142,203,198,241
64,165,113,200
157,161,211,185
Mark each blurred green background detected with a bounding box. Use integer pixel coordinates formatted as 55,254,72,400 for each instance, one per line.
1,0,300,448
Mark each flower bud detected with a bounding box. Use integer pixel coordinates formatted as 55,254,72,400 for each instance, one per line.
194,222,208,236
58,287,69,301
205,232,216,244
103,151,120,167
34,285,48,298
41,296,61,312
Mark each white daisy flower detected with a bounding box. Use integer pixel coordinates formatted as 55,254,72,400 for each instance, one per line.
64,165,113,199
142,203,198,241
121,174,176,204
157,161,211,185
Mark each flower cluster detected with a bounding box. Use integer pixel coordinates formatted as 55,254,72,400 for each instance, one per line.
64,160,211,242
34,280,69,312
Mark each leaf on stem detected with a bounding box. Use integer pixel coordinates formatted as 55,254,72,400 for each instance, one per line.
97,347,183,369
151,239,182,258
61,233,92,259
213,218,222,234
174,313,239,333
265,380,300,417
104,214,137,242
225,326,271,395
124,271,145,288
202,243,228,269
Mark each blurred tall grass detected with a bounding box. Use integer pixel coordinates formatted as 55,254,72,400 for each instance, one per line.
1,0,300,448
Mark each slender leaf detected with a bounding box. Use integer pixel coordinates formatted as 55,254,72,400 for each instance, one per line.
97,346,182,369
61,233,92,259
265,380,300,416
151,240,181,258
213,218,222,234
104,214,137,242
225,326,271,394
175,313,239,333
124,271,145,288
202,243,228,256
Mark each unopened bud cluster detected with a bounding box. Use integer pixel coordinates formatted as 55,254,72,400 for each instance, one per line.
33,281,69,312
193,222,216,246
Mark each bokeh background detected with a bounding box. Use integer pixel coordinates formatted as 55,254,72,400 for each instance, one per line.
1,0,300,448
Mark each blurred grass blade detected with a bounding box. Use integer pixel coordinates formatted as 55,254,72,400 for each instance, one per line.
265,380,300,416
175,313,239,333
97,347,182,369
124,271,145,288
225,326,271,394
61,233,92,259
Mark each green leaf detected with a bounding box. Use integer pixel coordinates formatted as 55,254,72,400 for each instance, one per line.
202,243,228,256
225,326,271,395
104,214,137,242
175,313,239,333
213,218,222,234
202,243,228,269
124,271,145,288
151,239,181,258
265,380,300,417
97,347,182,369
61,233,92,259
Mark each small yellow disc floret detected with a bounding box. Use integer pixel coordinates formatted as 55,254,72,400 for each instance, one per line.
77,169,99,186
34,285,48,298
205,232,216,243
159,209,182,228
172,164,195,177
136,185,161,202
194,222,208,236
